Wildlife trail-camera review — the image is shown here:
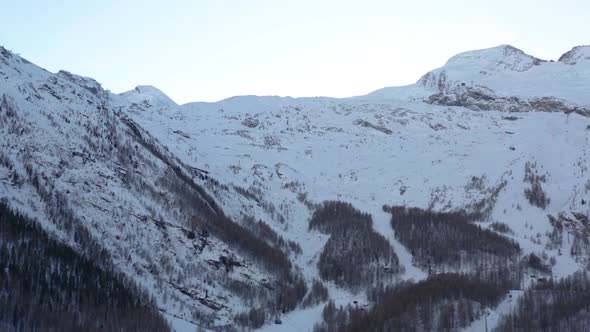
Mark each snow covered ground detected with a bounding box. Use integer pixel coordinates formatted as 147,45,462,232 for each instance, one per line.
2,43,590,330
120,44,590,330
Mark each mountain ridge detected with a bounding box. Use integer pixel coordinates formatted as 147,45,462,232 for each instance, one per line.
5,43,588,106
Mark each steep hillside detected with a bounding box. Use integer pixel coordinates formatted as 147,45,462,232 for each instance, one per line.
0,46,306,330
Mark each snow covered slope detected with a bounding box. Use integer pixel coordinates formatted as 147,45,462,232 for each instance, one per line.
121,84,178,111
0,46,305,330
2,44,590,331
369,45,590,114
121,45,590,330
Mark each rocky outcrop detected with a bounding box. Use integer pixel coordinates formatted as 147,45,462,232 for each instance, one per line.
425,84,590,116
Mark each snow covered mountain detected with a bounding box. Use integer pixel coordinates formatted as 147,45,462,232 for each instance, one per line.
2,44,590,331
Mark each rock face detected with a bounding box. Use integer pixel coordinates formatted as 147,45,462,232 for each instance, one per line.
242,117,260,128
425,83,590,116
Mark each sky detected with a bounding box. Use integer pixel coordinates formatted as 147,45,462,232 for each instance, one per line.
2,0,589,104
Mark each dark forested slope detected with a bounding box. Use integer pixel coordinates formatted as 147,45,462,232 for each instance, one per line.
0,202,171,332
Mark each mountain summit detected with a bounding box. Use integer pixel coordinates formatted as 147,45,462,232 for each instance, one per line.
559,44,590,65
443,44,545,72
120,85,178,110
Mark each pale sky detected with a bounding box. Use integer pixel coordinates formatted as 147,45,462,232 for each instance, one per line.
2,0,589,104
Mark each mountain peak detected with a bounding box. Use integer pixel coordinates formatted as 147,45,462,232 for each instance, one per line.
133,84,167,94
57,70,105,97
443,44,545,72
558,45,590,65
120,85,177,109
413,44,590,105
